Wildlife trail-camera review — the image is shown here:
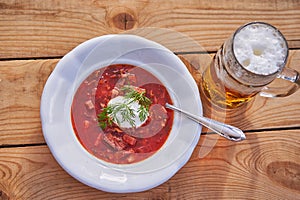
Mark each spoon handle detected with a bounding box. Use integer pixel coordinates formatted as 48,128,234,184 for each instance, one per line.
165,103,246,142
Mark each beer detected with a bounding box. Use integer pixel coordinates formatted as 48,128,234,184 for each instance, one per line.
233,23,287,76
202,47,258,108
202,22,289,108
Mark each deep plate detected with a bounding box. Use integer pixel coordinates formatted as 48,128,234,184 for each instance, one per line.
40,34,202,193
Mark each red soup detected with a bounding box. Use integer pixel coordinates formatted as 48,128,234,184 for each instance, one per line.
71,64,174,164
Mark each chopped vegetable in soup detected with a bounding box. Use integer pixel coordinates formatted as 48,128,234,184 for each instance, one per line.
71,64,173,164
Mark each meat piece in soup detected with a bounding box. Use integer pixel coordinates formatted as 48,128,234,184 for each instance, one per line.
71,64,174,164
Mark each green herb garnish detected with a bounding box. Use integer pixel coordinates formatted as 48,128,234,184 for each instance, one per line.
98,86,152,129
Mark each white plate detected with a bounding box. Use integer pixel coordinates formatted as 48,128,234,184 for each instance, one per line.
40,34,202,193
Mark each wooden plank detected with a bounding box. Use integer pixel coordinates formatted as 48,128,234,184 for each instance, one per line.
0,59,57,146
0,51,300,145
0,130,299,199
0,0,299,59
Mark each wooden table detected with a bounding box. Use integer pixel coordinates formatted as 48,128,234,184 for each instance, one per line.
1,0,299,199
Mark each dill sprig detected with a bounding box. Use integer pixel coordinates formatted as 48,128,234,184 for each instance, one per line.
98,86,152,129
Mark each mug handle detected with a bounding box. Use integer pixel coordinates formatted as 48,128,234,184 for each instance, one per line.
260,68,300,97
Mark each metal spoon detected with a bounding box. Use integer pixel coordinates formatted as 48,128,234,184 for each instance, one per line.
165,103,246,142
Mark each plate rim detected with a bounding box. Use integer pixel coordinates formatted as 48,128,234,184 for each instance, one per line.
40,34,202,193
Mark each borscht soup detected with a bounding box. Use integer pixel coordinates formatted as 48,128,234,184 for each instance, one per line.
71,64,174,164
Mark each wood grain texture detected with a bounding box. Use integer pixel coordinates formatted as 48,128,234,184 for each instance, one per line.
1,51,300,146
0,130,299,199
1,0,299,199
0,59,57,146
0,0,299,59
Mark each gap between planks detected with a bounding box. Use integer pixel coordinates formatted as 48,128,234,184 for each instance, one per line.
1,127,300,149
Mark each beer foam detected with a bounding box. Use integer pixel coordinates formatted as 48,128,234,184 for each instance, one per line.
233,24,287,75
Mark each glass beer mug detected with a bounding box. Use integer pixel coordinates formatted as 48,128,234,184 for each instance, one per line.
202,22,300,108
